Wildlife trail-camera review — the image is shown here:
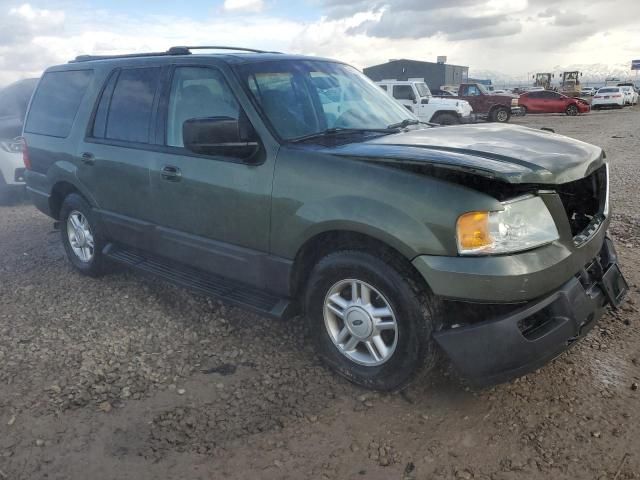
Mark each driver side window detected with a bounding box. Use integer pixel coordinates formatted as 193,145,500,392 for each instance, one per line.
392,85,415,101
467,86,480,96
167,67,240,148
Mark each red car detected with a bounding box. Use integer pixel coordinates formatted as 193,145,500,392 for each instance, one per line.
519,90,590,116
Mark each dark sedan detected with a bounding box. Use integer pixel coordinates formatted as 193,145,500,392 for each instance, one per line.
519,90,590,116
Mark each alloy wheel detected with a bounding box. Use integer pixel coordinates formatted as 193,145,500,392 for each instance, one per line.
67,210,95,263
323,279,398,367
496,109,508,122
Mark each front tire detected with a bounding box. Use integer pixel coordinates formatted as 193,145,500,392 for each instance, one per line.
566,104,579,116
491,107,511,123
432,112,460,125
305,251,440,391
59,193,106,276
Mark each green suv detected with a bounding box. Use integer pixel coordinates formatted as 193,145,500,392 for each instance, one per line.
22,47,627,391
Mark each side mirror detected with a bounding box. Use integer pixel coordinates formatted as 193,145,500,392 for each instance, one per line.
183,115,259,161
421,98,429,104
412,98,417,104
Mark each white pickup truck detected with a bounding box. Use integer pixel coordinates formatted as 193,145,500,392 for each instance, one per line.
376,80,474,125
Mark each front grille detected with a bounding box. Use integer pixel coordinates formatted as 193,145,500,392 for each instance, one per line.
556,165,607,242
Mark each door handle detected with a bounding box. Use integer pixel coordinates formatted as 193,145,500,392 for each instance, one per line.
161,165,182,182
80,152,95,165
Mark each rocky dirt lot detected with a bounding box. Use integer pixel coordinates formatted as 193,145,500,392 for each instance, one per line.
1,107,639,480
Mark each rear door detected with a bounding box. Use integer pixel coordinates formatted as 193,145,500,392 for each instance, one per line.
78,66,164,249
524,92,543,112
148,65,275,288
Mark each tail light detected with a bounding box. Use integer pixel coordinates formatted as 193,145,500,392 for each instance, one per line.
20,137,31,170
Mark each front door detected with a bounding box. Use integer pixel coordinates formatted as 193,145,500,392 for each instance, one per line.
546,92,567,112
149,65,275,288
457,85,486,114
392,85,417,114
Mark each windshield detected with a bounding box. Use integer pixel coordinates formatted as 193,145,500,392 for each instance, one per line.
415,82,431,97
598,88,619,93
236,60,416,140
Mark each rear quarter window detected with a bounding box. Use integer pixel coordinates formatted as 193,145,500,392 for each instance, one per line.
24,70,93,138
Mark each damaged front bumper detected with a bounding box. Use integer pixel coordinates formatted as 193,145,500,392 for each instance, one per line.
432,237,628,386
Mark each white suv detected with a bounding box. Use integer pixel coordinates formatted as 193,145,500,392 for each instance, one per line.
376,80,474,125
0,78,37,203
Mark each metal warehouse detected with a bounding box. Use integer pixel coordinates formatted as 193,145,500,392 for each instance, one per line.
363,58,469,89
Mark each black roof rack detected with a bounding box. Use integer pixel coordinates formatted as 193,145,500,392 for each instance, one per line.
70,45,279,63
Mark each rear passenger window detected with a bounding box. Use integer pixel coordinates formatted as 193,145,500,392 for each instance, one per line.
24,70,93,138
105,67,160,143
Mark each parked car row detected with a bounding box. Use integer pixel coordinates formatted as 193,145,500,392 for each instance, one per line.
375,80,525,125
379,79,640,120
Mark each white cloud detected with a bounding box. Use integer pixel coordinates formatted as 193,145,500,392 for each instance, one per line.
0,1,638,88
0,3,302,86
223,0,264,13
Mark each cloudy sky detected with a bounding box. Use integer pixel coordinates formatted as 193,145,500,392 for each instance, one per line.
0,0,639,86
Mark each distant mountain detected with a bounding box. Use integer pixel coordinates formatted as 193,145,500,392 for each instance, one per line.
470,62,638,87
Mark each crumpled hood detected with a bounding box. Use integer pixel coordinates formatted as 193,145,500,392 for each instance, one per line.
320,123,604,184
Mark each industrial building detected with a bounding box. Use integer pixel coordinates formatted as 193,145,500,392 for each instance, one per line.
363,58,469,89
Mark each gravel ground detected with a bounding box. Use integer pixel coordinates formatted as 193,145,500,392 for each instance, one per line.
1,106,639,480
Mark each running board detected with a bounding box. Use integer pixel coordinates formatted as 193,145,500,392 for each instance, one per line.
103,244,291,318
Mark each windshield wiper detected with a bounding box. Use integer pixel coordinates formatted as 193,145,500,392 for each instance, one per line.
288,127,397,143
387,118,419,129
386,118,425,129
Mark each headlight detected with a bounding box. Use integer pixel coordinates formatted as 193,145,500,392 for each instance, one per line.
456,196,559,255
511,98,519,106
0,140,23,153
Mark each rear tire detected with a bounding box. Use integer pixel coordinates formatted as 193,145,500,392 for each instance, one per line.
305,250,440,391
431,112,460,125
59,193,106,277
491,107,511,123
